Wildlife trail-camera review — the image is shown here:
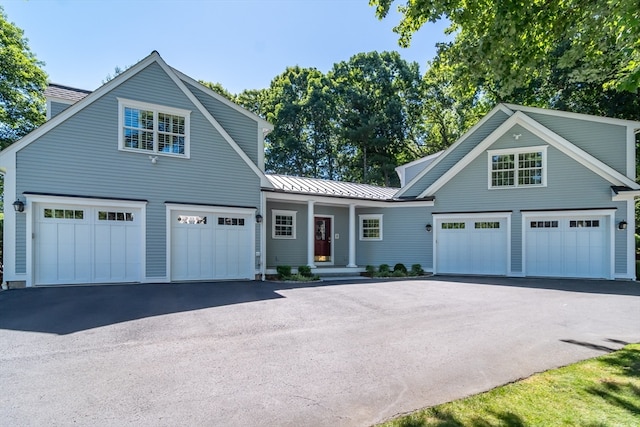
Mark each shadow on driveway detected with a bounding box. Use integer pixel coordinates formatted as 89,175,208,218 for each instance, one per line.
1,276,638,336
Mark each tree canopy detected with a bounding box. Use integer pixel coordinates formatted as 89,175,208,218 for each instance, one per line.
371,0,640,96
0,6,47,149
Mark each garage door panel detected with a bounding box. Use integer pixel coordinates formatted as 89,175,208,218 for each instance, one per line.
35,204,142,285
436,217,508,276
171,212,252,281
525,215,609,279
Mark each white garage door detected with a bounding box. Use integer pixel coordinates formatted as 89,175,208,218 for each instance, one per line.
525,215,609,278
35,204,142,285
170,210,253,281
435,216,509,275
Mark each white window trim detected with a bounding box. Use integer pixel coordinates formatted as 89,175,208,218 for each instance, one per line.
272,209,297,239
487,145,547,189
117,98,191,158
359,214,383,241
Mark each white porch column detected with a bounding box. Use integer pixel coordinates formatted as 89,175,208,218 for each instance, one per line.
307,200,316,268
347,203,357,268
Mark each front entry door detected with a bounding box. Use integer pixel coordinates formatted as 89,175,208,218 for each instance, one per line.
314,216,332,263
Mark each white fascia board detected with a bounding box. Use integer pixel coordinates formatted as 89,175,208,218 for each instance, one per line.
0,51,162,159
172,68,274,131
503,103,640,128
158,60,274,189
419,111,640,198
395,103,514,198
264,190,433,208
611,189,640,201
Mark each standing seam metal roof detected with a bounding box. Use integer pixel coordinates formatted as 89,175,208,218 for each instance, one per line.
266,174,398,200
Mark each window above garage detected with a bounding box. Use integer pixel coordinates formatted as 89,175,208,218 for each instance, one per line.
118,98,191,158
488,146,547,189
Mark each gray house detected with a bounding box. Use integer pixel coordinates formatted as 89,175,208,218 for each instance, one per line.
1,52,638,287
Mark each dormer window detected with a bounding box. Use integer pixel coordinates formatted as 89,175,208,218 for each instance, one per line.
488,146,547,188
118,98,191,158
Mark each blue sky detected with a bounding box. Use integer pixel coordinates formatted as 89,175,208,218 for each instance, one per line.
3,0,449,94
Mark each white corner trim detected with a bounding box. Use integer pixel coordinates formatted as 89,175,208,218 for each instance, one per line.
395,104,514,198
627,126,636,179
418,111,639,198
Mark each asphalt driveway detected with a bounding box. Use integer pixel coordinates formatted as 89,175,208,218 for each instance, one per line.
1,277,639,426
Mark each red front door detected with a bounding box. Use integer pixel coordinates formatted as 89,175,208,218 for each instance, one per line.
314,216,332,262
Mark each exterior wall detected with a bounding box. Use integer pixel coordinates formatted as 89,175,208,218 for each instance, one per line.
186,82,260,165
15,62,261,279
401,110,510,197
265,201,308,268
523,111,628,176
356,206,432,270
431,130,629,275
48,101,71,119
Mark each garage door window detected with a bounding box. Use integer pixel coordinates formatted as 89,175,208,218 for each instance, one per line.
218,217,245,226
44,208,84,220
177,215,206,224
99,211,134,221
475,221,500,229
530,221,558,228
569,220,599,227
442,222,465,229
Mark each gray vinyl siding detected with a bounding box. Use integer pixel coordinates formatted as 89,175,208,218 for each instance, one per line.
15,214,26,274
49,101,70,119
266,202,307,268
16,61,261,279
523,111,628,175
356,206,432,269
186,82,260,165
432,136,628,274
401,110,509,197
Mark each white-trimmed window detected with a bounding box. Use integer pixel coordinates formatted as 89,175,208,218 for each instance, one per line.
272,210,296,239
118,98,191,157
359,214,383,241
488,146,546,188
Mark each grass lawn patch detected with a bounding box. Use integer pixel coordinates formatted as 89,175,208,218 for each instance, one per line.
381,343,640,426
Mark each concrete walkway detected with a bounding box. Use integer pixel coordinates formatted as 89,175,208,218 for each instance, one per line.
1,277,638,426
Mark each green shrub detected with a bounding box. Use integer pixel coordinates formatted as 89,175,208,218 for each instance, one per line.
365,265,377,274
410,264,425,276
636,261,640,281
379,264,391,273
393,263,407,274
392,269,406,277
276,265,291,279
298,265,312,277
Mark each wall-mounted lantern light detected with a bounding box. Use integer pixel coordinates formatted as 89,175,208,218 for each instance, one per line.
618,220,627,230
12,200,25,213
425,223,432,232
256,214,263,223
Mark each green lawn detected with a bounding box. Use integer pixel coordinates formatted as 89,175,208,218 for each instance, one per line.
381,344,640,427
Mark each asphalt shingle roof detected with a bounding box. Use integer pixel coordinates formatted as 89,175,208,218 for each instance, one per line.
44,83,92,103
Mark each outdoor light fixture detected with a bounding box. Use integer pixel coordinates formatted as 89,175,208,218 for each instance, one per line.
256,214,263,223
12,200,24,213
425,223,432,232
618,220,627,230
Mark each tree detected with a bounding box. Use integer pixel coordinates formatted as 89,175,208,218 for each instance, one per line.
370,0,640,96
199,80,236,102
0,6,48,149
331,51,425,186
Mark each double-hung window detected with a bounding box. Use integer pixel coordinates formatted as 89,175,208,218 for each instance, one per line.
488,146,546,188
272,210,297,239
118,98,191,157
359,214,383,241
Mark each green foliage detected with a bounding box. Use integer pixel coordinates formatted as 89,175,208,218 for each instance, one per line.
366,265,377,274
393,263,407,273
276,265,291,279
0,6,48,149
379,263,391,273
199,80,236,101
391,269,406,277
297,265,312,277
410,264,425,276
371,0,640,95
